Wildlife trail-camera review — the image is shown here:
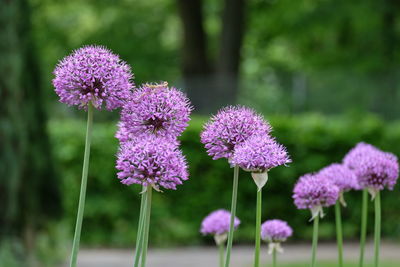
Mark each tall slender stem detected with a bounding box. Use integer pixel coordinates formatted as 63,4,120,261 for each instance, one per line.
335,201,344,267
224,165,239,267
272,247,277,267
219,243,225,267
141,186,153,267
254,189,262,267
374,191,381,267
359,189,368,267
310,215,319,267
69,104,94,267
133,188,148,267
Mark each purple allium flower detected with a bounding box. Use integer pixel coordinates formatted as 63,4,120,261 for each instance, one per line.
200,209,240,236
293,173,339,218
343,142,381,170
200,106,271,160
343,142,399,193
318,163,358,192
53,45,134,110
231,135,291,172
119,82,192,140
261,219,293,243
116,135,188,190
354,151,399,193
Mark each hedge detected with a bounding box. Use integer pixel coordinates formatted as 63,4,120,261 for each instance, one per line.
48,113,400,247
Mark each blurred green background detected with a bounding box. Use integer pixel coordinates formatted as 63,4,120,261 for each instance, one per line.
2,0,400,265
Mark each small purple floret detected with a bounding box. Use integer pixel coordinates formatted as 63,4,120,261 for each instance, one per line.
261,219,293,243
120,82,192,140
53,45,134,110
318,163,358,192
201,106,271,160
116,135,188,190
292,173,339,210
200,209,240,236
231,135,291,172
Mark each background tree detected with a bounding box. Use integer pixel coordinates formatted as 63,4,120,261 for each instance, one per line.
0,0,61,263
177,0,246,113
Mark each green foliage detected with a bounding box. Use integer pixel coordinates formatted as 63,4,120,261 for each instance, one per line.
49,113,400,247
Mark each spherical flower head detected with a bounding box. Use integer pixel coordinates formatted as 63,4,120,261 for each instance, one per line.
343,142,381,170
355,151,399,193
200,209,240,236
120,82,192,139
293,173,339,212
231,135,291,172
318,163,358,192
200,106,271,160
53,45,134,110
116,135,188,190
343,142,399,193
261,219,293,243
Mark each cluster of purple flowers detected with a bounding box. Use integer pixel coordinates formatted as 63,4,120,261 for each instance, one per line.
116,136,188,190
115,82,192,190
261,219,293,243
293,173,339,217
200,209,240,237
53,45,134,110
201,105,290,184
231,135,291,173
343,142,399,194
120,82,192,140
53,46,192,191
201,106,271,160
293,142,399,216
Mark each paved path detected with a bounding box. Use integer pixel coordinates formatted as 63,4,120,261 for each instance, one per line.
69,242,400,267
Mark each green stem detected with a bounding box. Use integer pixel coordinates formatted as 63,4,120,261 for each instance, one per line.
359,189,368,267
374,191,381,267
133,188,148,267
254,189,262,267
311,215,319,267
335,201,344,267
141,186,153,267
69,104,94,267
219,243,225,267
224,165,239,267
272,247,277,267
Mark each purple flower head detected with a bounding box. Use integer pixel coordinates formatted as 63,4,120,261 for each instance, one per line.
354,151,399,193
201,106,271,160
53,45,134,110
116,135,188,190
231,135,291,172
261,219,293,243
343,142,381,170
318,163,358,192
200,209,240,236
292,173,339,218
343,142,399,193
120,82,192,140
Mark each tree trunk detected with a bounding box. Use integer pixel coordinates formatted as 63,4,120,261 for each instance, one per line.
378,0,399,118
176,0,246,113
216,0,246,105
176,0,215,113
0,0,61,262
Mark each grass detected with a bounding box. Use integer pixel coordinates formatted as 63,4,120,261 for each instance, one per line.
271,261,399,267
